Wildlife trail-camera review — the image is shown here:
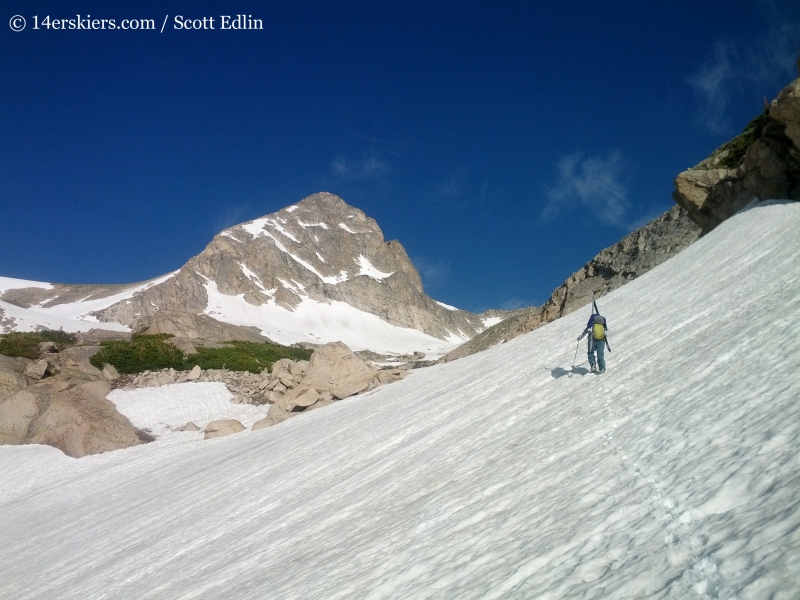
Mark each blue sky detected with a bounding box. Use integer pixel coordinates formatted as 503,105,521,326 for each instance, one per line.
2,0,799,313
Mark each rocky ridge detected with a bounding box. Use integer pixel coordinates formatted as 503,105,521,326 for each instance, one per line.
441,205,701,362
673,77,800,233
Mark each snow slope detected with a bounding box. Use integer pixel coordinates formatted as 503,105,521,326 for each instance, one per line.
0,273,176,333
1,201,799,598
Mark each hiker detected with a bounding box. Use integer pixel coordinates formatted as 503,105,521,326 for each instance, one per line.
578,313,609,373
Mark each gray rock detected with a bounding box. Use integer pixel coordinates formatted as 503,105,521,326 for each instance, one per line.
204,419,245,439
303,342,377,399
0,355,30,402
38,341,59,354
251,417,272,431
102,364,120,381
374,369,408,385
1,380,143,457
278,386,319,411
25,359,49,380
180,422,200,432
673,78,800,233
186,365,202,381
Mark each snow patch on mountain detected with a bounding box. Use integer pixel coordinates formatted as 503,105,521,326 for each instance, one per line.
0,272,177,333
0,276,54,294
298,220,329,230
356,255,394,281
201,279,463,356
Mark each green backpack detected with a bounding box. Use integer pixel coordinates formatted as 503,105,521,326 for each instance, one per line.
592,315,606,340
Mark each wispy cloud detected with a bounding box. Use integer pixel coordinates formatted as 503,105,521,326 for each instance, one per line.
541,151,630,227
689,42,737,134
214,203,251,233
690,5,800,134
330,154,389,181
501,296,536,310
412,256,451,291
436,169,466,198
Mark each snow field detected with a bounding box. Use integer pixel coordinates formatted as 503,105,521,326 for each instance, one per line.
107,382,270,438
0,201,799,598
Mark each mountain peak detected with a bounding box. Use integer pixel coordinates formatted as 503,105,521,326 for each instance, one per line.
89,194,490,355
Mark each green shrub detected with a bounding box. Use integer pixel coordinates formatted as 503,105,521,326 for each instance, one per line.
188,341,312,373
90,333,185,374
0,329,77,359
89,334,313,374
713,113,772,169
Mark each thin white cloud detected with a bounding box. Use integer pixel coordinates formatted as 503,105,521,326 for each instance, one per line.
412,256,451,291
690,6,800,134
689,42,737,134
541,151,629,227
214,203,252,233
330,154,389,181
501,297,535,311
436,169,466,198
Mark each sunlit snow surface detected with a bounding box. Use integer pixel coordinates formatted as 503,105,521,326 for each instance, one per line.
2,202,800,598
107,382,269,438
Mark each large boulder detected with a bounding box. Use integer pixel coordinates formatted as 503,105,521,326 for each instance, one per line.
673,78,800,233
0,355,30,402
277,385,319,411
47,345,105,383
0,389,40,444
24,359,49,381
204,419,245,439
303,342,378,399
1,380,143,458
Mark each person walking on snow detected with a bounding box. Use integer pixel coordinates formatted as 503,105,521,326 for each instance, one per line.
578,313,610,373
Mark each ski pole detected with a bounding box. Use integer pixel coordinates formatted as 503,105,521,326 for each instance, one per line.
572,338,580,369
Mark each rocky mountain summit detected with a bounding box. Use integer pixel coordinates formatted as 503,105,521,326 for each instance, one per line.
1,193,502,357
96,192,492,345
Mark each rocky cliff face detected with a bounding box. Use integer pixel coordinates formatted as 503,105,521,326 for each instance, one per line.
93,192,490,346
673,78,800,233
441,205,701,362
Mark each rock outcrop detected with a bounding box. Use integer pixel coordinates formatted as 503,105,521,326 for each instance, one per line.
0,342,144,457
673,78,800,233
0,380,143,458
442,205,700,362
